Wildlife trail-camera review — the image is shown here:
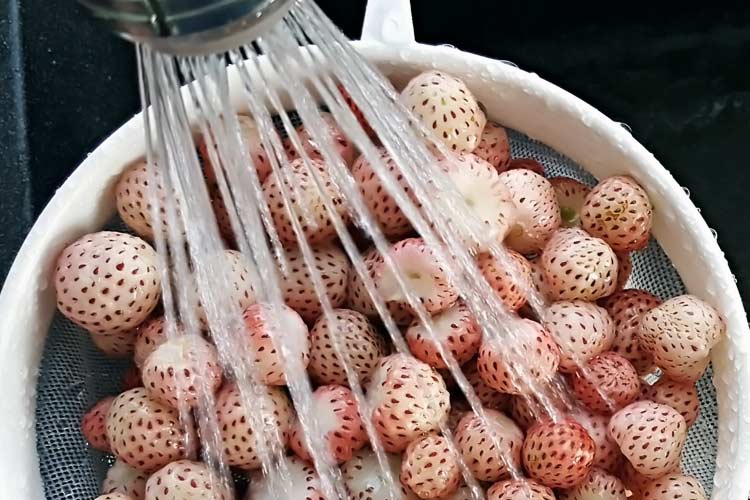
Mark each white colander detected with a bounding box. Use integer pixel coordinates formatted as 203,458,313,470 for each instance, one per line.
1,1,748,498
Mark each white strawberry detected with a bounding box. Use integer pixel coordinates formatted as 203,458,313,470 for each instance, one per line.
262,157,350,247
549,176,591,228
638,295,724,382
405,301,480,369
528,256,553,301
400,434,461,499
487,479,555,500
477,319,560,395
141,334,223,409
375,238,458,317
96,494,135,500
114,160,173,240
285,111,357,167
215,382,294,470
581,175,653,253
640,378,700,427
474,121,511,171
341,448,418,499
500,169,561,254
620,460,682,498
522,419,596,488
102,459,148,500
337,83,376,139
573,411,622,474
289,384,368,464
507,158,545,177
280,243,350,323
541,228,618,301
571,351,640,414
54,231,161,334
247,457,326,500
241,302,309,385
477,250,533,312
352,148,415,239
454,409,524,482
145,460,233,499
400,70,486,152
639,474,707,500
542,300,615,374
91,329,138,358
463,358,510,411
308,308,388,386
81,396,115,452
134,316,169,369
366,353,450,452
608,401,687,478
106,388,195,472
557,467,627,500
347,247,383,318
196,249,257,325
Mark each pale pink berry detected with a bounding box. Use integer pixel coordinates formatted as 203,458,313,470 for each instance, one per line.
500,169,561,254
96,494,135,500
141,334,223,409
573,411,622,474
263,157,350,247
102,459,148,500
541,228,618,301
620,460,682,498
400,70,486,152
454,409,524,482
54,231,161,334
542,300,615,374
638,295,724,382
145,460,233,499
463,358,511,411
280,243,350,323
134,316,169,369
640,378,701,427
114,160,173,240
91,329,138,358
474,122,511,171
337,84,376,138
406,301,480,369
557,467,627,500
241,303,309,385
571,352,640,414
248,456,326,500
549,176,591,228
215,382,294,470
528,256,553,301
477,319,560,395
639,474,707,500
289,385,368,464
522,419,596,488
507,158,545,176
477,250,533,311
285,111,357,167
81,396,115,452
487,479,555,500
341,448,418,499
367,353,450,452
200,114,274,184
196,249,257,325
346,247,382,318
608,401,687,479
106,388,195,472
581,175,653,253
400,434,461,499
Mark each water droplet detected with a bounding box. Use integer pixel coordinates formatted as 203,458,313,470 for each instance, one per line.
711,228,719,240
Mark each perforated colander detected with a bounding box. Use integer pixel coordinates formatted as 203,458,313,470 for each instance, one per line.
1,1,748,499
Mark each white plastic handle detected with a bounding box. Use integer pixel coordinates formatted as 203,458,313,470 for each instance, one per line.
361,0,415,45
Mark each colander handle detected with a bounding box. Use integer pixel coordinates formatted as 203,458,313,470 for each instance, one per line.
361,0,415,45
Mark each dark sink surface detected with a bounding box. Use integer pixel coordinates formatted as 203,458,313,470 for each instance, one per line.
2,1,749,309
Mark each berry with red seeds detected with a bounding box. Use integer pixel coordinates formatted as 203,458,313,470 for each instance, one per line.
248,456,326,500
91,329,138,358
280,243,350,323
134,316,169,369
541,228,618,301
608,401,687,479
400,434,461,499
400,70,486,153
308,308,387,386
529,256,553,301
477,319,560,395
507,158,545,176
487,479,555,500
640,378,701,427
241,303,309,385
558,467,627,500
96,494,135,500
263,157,351,248
542,300,615,374
638,295,724,382
454,409,524,482
141,334,223,409
573,411,622,474
341,448,418,499
285,111,357,167
145,459,233,499
289,385,368,464
463,358,511,411
106,388,195,473
619,460,682,498
337,84,376,138
522,419,596,488
571,351,640,414
599,289,661,374
366,353,450,452
102,459,148,500
81,396,115,452
549,176,591,228
639,474,707,500
215,382,294,470
54,231,161,334
477,250,533,312
352,148,415,239
196,249,257,325
474,122,511,171
500,169,561,254
114,160,173,240
405,301,480,369
581,175,653,253
347,247,383,318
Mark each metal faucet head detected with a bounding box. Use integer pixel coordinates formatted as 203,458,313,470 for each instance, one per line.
79,0,294,55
